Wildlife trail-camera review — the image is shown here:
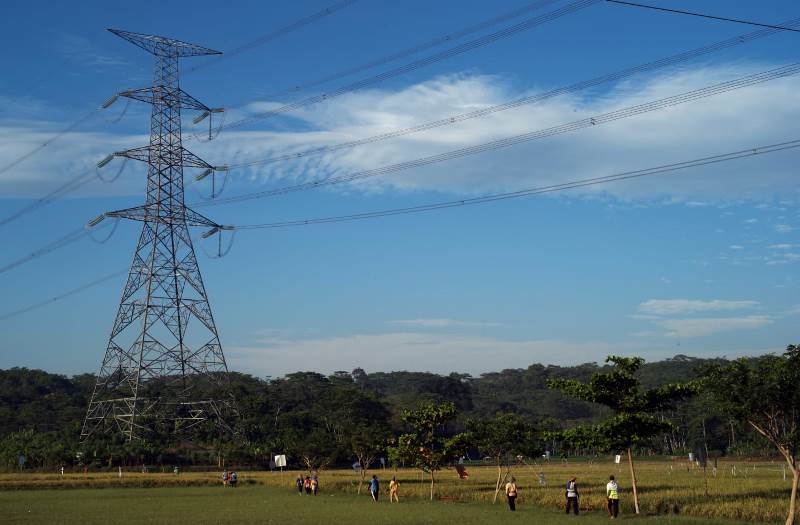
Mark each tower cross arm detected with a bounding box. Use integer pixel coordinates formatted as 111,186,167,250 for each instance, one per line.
120,87,211,112
114,146,215,169
108,28,221,57
105,205,222,228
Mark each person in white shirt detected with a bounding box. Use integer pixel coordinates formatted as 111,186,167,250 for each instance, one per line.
565,476,579,515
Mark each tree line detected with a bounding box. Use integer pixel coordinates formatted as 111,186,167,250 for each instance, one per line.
1,350,798,523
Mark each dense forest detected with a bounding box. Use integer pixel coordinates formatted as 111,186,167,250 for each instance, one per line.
0,355,771,470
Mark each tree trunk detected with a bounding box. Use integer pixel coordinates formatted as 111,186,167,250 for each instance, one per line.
786,463,798,525
627,447,640,514
493,461,502,504
430,470,435,501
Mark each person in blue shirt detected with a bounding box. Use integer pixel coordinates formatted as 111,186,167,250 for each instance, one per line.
369,474,380,502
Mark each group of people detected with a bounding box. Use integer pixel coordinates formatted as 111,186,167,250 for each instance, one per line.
367,475,400,503
221,470,238,487
295,474,319,495
505,474,621,518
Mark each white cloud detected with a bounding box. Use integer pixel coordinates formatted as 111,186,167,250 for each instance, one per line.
729,245,744,250
769,243,795,249
2,62,800,203
744,218,758,224
638,299,759,316
53,33,128,68
388,318,500,328
631,330,659,338
775,224,795,233
659,316,773,338
226,331,658,376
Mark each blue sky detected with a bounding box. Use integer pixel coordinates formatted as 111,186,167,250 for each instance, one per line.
1,0,799,378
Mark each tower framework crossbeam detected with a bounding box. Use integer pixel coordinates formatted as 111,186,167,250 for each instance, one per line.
82,29,236,442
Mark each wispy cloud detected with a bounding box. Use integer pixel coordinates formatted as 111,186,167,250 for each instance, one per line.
388,318,500,328
638,299,759,316
53,33,128,68
2,62,800,202
226,331,658,376
659,316,773,338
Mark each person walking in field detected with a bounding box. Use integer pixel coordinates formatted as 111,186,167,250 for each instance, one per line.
606,475,620,519
295,474,304,494
311,476,319,495
505,476,518,511
565,476,579,515
304,475,312,495
369,474,380,502
222,470,229,487
389,476,399,503
229,471,238,487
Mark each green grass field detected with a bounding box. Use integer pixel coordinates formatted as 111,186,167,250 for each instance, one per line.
0,459,793,524
0,485,756,525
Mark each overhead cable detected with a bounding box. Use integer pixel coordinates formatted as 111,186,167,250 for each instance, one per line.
220,0,602,131
0,269,127,322
186,0,362,74
231,139,800,229
0,226,93,276
7,14,796,229
8,140,796,320
223,17,800,171
0,1,357,224
199,62,800,207
0,170,96,227
606,0,800,33
254,0,562,100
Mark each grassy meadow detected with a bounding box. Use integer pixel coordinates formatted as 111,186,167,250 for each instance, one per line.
0,458,794,524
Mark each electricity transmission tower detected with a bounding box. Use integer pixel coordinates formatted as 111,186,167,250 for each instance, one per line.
82,29,236,442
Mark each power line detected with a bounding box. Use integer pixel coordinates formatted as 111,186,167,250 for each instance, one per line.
186,0,361,74
15,13,796,230
0,269,127,322
219,0,602,131
606,0,800,34
0,170,95,227
0,2,358,225
0,1,562,227
231,139,800,229
198,62,800,207
0,226,93,276
0,110,101,178
250,0,562,100
7,140,796,321
221,17,800,171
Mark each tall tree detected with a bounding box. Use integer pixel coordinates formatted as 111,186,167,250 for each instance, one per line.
466,413,539,503
547,355,696,514
389,402,468,500
350,424,389,494
702,346,800,525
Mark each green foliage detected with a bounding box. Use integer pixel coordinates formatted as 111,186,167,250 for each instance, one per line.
702,346,800,456
465,413,539,463
389,402,467,473
546,355,698,451
1,354,784,471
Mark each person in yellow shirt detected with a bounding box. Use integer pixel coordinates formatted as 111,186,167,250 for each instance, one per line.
505,476,518,511
389,476,399,503
607,475,620,518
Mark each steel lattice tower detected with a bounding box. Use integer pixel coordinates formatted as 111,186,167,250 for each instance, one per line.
82,29,236,441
